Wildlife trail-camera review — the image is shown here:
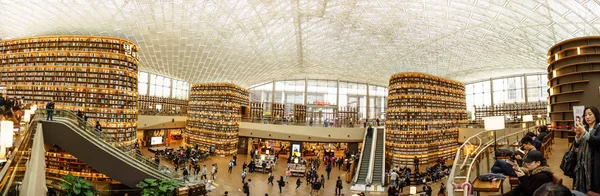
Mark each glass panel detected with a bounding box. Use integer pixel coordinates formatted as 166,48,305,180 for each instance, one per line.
139,72,148,83
139,83,148,95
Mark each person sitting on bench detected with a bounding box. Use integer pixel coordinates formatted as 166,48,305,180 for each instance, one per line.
491,136,536,177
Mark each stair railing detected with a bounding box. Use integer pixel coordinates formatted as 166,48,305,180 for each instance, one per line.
352,126,370,184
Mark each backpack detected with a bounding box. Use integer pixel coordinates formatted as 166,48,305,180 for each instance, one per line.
279,180,286,187
336,180,343,188
242,183,249,193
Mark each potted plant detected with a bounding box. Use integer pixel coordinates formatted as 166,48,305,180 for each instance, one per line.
60,174,98,196
136,178,179,196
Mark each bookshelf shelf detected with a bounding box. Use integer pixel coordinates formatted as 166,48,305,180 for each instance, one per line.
293,104,306,122
139,95,188,115
0,35,139,143
385,72,466,166
185,83,249,155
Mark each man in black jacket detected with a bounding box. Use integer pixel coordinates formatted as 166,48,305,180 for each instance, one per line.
503,150,553,196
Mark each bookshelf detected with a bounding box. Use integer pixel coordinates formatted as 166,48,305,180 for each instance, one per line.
45,147,114,182
271,103,285,120
474,102,548,122
547,36,600,140
337,106,358,126
185,83,249,155
386,72,467,166
0,35,139,143
293,104,306,122
249,102,264,120
139,95,188,115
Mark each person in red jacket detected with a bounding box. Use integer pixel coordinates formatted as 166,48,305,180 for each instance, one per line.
503,150,553,196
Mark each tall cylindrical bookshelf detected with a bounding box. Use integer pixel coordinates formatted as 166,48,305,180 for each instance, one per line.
547,36,600,140
185,83,249,155
385,72,467,166
0,35,139,143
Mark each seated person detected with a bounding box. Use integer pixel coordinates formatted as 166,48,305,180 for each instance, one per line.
526,132,542,150
537,126,549,142
503,150,552,196
533,182,587,196
491,136,536,177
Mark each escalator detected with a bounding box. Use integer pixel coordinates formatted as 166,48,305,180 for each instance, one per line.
372,127,385,185
355,128,373,184
36,109,174,187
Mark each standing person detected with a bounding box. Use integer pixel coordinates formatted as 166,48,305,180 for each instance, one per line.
414,156,420,172
233,154,237,166
0,94,5,113
390,170,399,187
335,176,343,196
242,179,251,196
285,168,292,183
326,163,332,179
320,174,325,188
201,165,207,182
277,176,285,193
267,172,274,186
387,186,397,196
439,182,447,196
95,121,102,133
182,167,189,183
76,110,84,126
228,160,234,173
376,118,380,126
212,163,217,180
46,100,55,121
241,170,247,184
574,105,600,193
295,178,302,190
262,161,267,174
367,125,373,138
242,162,247,171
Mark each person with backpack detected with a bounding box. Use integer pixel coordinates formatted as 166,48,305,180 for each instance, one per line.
268,172,274,186
277,176,285,193
242,179,251,196
228,160,234,173
335,176,343,196
311,179,322,195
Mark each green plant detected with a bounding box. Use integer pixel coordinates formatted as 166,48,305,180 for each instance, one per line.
60,174,98,196
136,178,179,196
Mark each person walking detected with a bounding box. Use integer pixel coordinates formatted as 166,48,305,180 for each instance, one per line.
335,176,343,196
241,170,247,184
295,178,302,190
228,160,234,173
182,167,189,183
277,176,285,193
267,172,274,186
45,100,55,121
414,156,420,172
285,168,292,183
326,163,332,179
201,165,207,182
242,179,251,196
320,174,325,188
212,163,217,180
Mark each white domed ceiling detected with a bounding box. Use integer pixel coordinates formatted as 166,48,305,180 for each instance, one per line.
1,0,598,86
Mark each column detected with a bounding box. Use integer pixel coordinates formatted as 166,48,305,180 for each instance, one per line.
366,83,370,120
304,78,308,105
490,78,494,106
523,74,528,103
336,80,340,121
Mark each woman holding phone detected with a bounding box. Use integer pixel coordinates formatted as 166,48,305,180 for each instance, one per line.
574,106,600,193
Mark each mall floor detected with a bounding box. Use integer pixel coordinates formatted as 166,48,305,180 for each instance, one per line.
141,138,572,196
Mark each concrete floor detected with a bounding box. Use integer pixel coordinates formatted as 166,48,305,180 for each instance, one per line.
140,137,572,196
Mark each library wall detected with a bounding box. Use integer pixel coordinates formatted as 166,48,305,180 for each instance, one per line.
0,35,139,143
185,83,249,155
385,72,467,166
139,95,188,115
547,36,600,140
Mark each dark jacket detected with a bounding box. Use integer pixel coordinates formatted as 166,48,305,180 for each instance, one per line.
574,122,600,192
538,132,548,142
505,166,553,196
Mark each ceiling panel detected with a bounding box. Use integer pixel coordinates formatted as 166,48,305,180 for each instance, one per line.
0,0,597,86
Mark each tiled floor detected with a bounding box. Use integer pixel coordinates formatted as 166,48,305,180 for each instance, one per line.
140,138,572,195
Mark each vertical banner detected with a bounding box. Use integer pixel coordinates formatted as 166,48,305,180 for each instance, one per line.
573,106,585,125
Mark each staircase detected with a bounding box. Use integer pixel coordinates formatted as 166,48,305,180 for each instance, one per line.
372,128,385,185
356,131,373,184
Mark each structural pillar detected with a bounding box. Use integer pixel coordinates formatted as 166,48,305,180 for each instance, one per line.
523,74,528,103
366,83,370,120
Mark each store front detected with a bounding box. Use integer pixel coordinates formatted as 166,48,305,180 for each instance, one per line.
136,121,186,147
306,104,338,124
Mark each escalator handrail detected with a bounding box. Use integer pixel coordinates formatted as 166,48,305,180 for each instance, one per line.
352,126,370,184
34,109,177,179
366,127,377,185
0,113,40,195
380,127,386,184
47,116,171,180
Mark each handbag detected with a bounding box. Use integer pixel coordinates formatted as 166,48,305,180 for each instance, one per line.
560,143,577,178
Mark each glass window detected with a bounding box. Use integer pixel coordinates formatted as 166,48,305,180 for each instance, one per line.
139,72,148,83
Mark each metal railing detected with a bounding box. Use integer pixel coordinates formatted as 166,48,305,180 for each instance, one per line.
446,126,533,196
35,109,179,180
0,113,40,195
241,118,366,128
365,127,377,185
380,127,386,185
